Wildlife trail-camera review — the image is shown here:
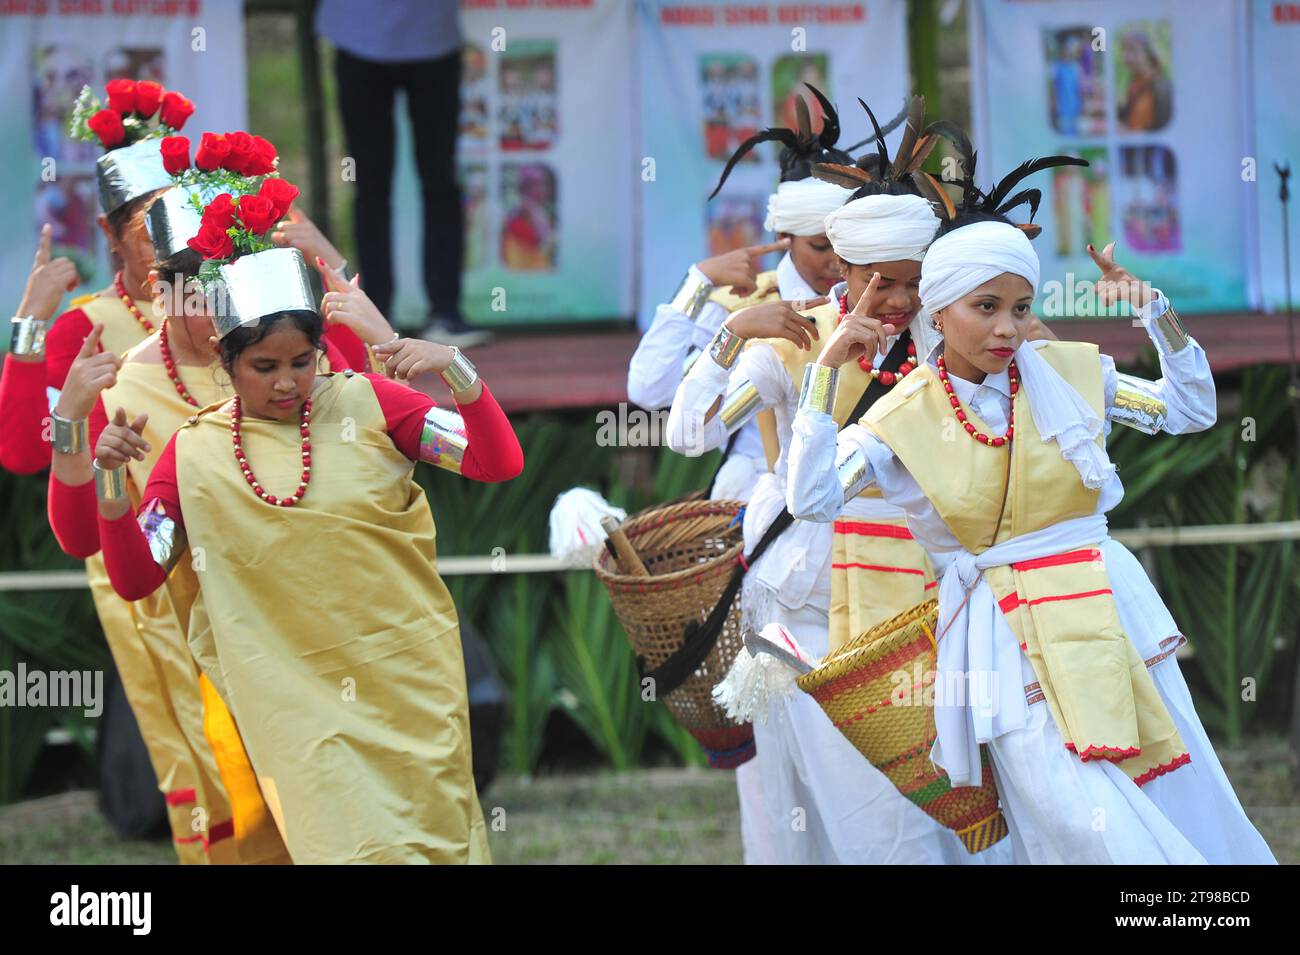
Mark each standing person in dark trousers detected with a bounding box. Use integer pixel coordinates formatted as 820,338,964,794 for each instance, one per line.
316,0,491,347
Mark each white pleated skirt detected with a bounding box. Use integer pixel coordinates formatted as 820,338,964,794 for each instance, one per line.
981,541,1275,864
751,600,1012,864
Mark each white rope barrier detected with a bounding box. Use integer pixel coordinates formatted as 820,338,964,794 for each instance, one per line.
1,520,1298,591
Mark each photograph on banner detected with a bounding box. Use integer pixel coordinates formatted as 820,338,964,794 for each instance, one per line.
1043,27,1106,136
1250,0,1300,311
446,0,633,326
971,0,1249,316
460,43,489,144
701,54,762,161
1115,21,1172,133
498,39,557,152
637,0,910,329
0,4,247,336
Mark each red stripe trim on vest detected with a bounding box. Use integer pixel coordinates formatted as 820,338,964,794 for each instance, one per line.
997,588,1113,612
1010,548,1102,571
833,521,914,540
831,562,925,576
165,787,197,806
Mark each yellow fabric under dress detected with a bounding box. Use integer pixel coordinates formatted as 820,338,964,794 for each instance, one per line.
863,341,1187,783
102,347,291,865
762,302,936,651
172,371,490,864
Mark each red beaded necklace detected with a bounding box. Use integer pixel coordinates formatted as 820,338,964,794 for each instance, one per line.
114,271,155,335
231,397,313,507
936,355,1018,447
158,319,198,407
837,292,916,384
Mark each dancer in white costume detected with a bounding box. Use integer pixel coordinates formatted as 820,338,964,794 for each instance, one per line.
628,85,852,503
784,151,1276,863
668,99,1010,864
633,87,856,865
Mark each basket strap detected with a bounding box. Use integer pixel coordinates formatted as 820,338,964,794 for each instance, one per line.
642,339,910,697
704,430,742,495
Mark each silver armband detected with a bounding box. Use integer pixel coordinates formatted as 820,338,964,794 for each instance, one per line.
139,498,186,573
717,378,762,432
708,324,745,369
1110,373,1168,435
799,363,838,417
439,346,479,393
669,271,714,321
419,407,468,474
93,461,129,502
835,447,871,503
9,315,50,356
50,411,89,455
1151,302,1190,354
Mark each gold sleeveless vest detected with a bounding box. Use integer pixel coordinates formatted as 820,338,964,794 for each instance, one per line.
865,342,1188,783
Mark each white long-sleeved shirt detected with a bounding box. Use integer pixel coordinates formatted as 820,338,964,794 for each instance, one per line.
629,252,816,468
785,295,1217,576
665,280,909,614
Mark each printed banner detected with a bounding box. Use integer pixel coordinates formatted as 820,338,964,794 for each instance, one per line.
1251,0,1300,312
636,0,910,328
0,0,247,335
970,0,1251,316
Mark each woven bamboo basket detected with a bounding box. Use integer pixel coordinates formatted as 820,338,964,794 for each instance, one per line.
795,598,1009,853
593,498,754,768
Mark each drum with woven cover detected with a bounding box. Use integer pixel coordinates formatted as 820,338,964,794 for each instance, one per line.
593,498,754,768
795,598,1009,853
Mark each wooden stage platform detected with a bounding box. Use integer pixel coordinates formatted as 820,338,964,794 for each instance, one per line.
454,312,1298,414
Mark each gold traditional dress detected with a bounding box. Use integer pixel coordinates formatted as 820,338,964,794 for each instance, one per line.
169,372,490,863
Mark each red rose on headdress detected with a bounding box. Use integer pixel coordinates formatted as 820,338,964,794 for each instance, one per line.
202,193,238,231
159,91,195,130
87,109,125,148
105,79,136,114
188,221,234,260
134,81,164,118
236,195,278,236
194,133,231,171
223,131,255,175
160,135,191,174
258,178,299,220
242,135,278,176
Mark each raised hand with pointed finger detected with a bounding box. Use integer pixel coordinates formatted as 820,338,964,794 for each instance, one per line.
696,238,791,295
54,324,123,421
19,224,80,326
1088,241,1150,310
95,407,151,471
816,273,896,369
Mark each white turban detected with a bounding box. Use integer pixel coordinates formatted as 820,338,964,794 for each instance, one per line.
919,220,1040,314
763,178,852,236
822,193,938,265
919,219,1114,490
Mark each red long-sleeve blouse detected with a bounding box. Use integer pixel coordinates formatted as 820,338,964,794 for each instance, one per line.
97,374,523,600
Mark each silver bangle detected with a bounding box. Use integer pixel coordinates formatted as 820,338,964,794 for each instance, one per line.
1110,373,1168,435
669,271,714,321
419,407,468,474
440,346,479,393
799,363,838,417
93,461,129,502
9,315,50,356
835,447,871,502
50,411,89,455
1151,302,1190,354
717,378,762,432
708,325,745,369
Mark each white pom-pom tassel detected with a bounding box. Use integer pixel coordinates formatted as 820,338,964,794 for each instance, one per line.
713,624,816,724
548,488,627,567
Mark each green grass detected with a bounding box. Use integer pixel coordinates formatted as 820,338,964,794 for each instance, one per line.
2,741,1296,864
